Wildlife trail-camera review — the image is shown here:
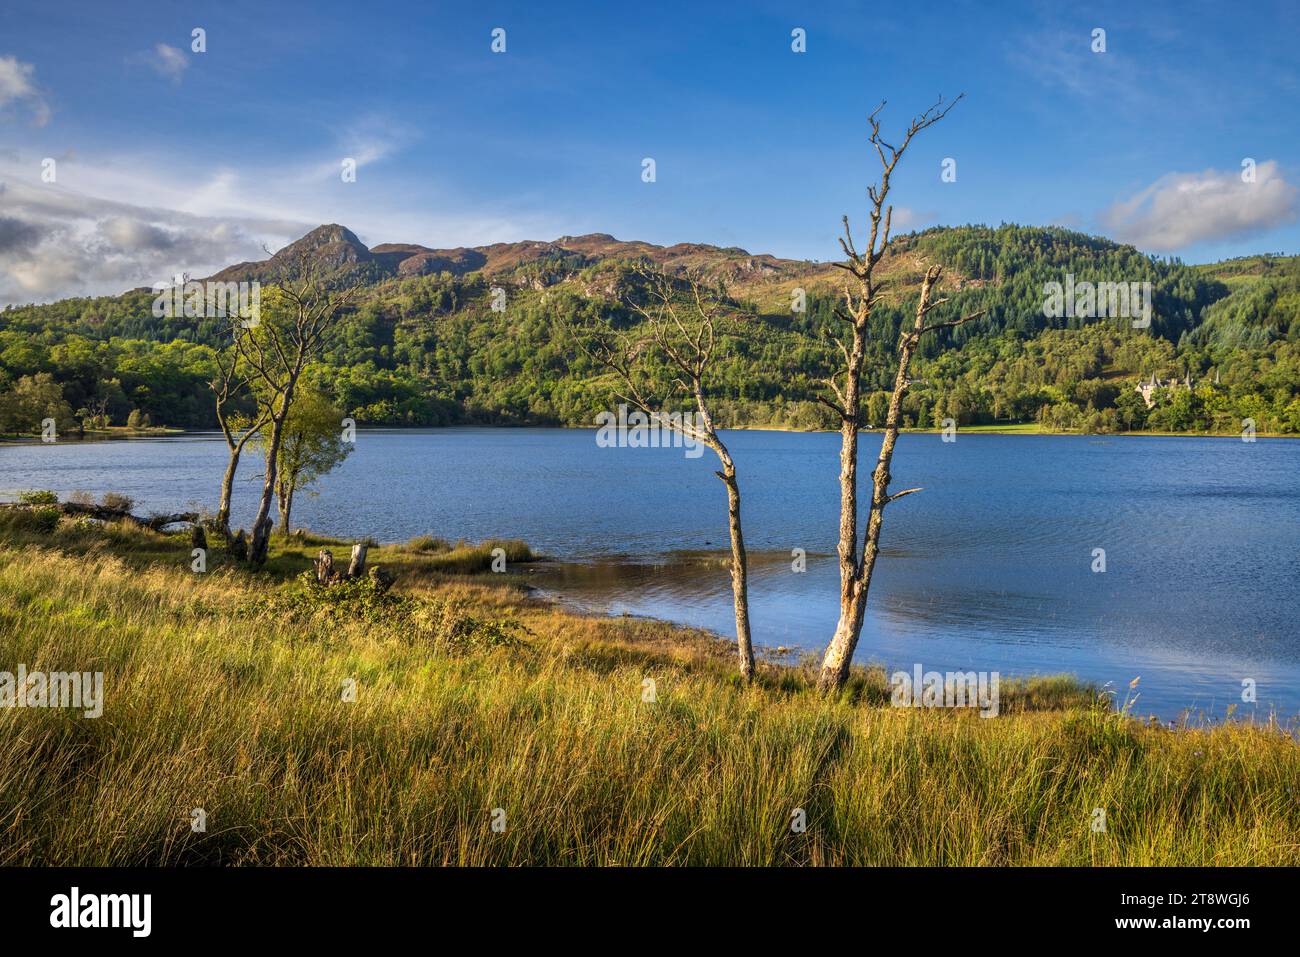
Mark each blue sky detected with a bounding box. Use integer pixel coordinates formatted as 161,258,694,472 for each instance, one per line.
2,0,1298,303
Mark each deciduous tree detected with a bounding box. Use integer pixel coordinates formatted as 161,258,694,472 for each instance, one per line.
235,254,359,566
262,385,351,536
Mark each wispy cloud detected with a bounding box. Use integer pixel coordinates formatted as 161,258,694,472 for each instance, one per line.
889,206,934,231
0,147,313,304
1005,28,1140,104
303,113,415,182
143,43,189,83
1101,161,1298,251
1005,21,1239,121
0,55,51,126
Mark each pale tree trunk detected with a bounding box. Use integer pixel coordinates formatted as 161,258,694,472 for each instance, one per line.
250,385,294,566
217,429,259,536
211,344,267,538
571,264,756,682
689,385,756,683
813,97,970,693
717,454,754,682
217,449,240,535
818,268,943,693
347,543,367,578
276,478,293,537
236,253,358,567
821,318,868,691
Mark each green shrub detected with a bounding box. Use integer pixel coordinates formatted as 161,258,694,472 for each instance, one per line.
0,507,61,534
262,570,419,627
257,570,528,652
437,608,529,650
16,490,58,505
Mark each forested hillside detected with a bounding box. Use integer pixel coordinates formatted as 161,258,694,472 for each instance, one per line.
3,223,1298,436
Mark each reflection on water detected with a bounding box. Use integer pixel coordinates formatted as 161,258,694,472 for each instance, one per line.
3,427,1298,721
528,545,1296,715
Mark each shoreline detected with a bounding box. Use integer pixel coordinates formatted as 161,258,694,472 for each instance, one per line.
4,423,1297,442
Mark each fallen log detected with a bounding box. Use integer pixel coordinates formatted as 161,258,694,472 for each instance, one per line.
0,501,198,530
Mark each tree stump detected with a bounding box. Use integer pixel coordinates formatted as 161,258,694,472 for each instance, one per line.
368,565,394,593
314,549,336,583
347,543,368,579
228,529,248,561
190,524,207,551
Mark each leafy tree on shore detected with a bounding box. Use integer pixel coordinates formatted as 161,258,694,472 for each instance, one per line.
262,385,352,537
0,372,76,436
235,257,359,566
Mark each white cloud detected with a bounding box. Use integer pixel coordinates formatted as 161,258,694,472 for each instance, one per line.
0,137,554,306
0,55,36,103
303,114,414,182
0,55,51,126
889,206,933,230
0,157,312,304
147,43,189,83
1101,161,1298,251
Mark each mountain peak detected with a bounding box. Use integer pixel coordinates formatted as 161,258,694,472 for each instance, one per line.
272,224,372,265
206,224,372,283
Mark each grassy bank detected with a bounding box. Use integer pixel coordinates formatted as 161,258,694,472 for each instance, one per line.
0,518,1296,865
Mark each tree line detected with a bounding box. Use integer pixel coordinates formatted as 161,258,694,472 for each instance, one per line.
4,242,1298,438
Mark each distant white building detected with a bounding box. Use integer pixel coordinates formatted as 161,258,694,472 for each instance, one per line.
1135,370,1217,408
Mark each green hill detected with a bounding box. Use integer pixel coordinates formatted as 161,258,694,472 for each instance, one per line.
2,223,1298,436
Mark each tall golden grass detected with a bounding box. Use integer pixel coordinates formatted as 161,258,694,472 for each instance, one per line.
0,523,1296,865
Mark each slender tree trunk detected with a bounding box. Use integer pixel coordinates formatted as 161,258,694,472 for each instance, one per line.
276,478,291,537
215,409,239,536
216,417,262,537
217,449,240,535
217,432,254,535
814,97,967,692
819,318,868,692
717,456,754,682
250,386,294,566
818,272,937,693
693,388,755,682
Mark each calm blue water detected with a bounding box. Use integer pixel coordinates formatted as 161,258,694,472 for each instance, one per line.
3,428,1297,721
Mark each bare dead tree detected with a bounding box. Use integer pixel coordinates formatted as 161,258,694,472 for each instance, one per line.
817,96,984,693
237,252,359,567
86,395,110,428
210,345,270,537
562,264,756,682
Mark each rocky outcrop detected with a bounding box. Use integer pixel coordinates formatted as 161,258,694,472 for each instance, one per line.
202,223,813,288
